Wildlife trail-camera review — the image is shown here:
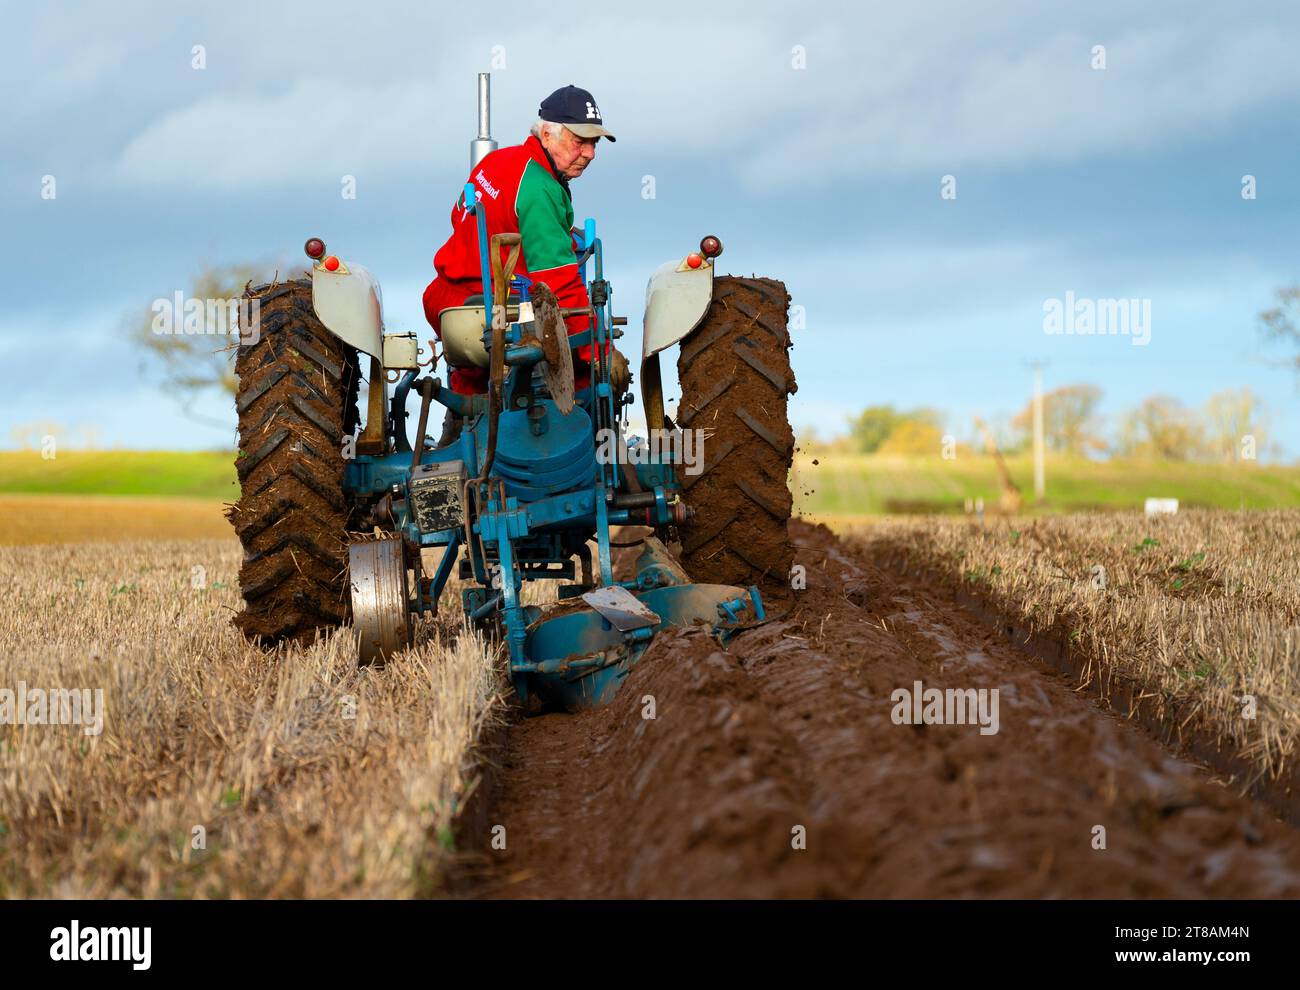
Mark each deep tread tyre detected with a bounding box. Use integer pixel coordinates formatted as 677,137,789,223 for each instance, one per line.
226,279,361,645
676,276,797,588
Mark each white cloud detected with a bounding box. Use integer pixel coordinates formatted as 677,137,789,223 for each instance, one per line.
114,78,450,188
106,10,818,190
739,24,1300,187
98,6,1300,194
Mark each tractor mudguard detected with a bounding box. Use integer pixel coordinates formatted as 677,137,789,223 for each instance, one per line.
310,259,385,361
639,256,715,429
641,257,715,359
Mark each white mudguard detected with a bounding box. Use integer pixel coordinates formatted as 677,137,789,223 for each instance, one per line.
641,257,715,359
310,260,384,360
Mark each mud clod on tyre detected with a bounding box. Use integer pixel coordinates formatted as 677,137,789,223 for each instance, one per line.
227,279,361,645
676,276,796,588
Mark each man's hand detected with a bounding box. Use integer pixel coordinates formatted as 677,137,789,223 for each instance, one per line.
609,347,631,395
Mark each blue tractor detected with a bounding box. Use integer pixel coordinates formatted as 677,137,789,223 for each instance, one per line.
229,76,796,711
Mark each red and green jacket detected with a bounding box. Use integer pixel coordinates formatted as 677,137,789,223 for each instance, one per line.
422,135,594,395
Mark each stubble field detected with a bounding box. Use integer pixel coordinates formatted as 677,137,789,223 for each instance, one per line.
4,501,1300,898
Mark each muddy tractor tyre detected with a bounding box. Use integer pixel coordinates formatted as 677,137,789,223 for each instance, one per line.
227,279,361,646
676,276,797,588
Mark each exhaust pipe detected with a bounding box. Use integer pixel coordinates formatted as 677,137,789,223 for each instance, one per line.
470,72,497,170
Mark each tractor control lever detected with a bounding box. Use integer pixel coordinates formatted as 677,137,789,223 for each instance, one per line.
410,376,439,470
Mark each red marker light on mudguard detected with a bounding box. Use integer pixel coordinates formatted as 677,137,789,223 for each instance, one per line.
323,255,340,272
699,235,722,258
686,253,703,269
304,237,326,259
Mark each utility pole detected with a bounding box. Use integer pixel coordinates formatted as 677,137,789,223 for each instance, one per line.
1032,363,1046,503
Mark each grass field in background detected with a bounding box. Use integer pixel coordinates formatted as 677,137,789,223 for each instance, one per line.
1,450,1297,541
0,450,236,500
792,453,1300,516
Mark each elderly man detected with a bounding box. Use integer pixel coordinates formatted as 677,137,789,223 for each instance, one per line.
422,84,627,427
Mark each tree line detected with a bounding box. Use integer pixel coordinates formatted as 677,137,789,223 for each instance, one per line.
830,384,1273,462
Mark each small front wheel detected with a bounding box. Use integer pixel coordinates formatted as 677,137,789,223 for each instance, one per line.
349,537,412,664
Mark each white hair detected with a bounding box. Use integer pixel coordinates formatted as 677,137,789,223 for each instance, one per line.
530,119,567,141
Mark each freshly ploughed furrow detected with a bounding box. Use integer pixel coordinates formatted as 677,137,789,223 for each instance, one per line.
468,520,1300,898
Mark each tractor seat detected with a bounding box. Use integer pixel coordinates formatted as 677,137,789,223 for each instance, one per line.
463,292,521,307
438,295,522,369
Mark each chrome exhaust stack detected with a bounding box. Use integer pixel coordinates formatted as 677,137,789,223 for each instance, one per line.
470,72,497,169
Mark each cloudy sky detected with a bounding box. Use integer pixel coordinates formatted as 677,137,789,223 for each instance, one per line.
4,1,1299,456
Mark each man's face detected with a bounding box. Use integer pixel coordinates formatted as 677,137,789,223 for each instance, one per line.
540,125,599,179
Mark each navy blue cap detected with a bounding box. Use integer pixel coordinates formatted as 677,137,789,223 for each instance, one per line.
538,85,616,142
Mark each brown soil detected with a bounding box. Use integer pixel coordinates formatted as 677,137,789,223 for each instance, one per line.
677,277,797,590
457,519,1300,898
227,279,361,645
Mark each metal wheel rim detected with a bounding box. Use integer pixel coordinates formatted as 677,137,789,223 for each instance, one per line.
350,538,411,663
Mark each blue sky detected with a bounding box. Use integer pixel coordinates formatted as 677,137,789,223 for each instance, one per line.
3,1,1298,458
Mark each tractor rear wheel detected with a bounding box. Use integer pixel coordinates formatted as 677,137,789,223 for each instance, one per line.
675,276,797,588
227,279,361,646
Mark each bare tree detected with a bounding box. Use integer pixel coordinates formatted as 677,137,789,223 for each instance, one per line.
1116,395,1205,461
1259,285,1300,374
1012,383,1105,456
128,260,291,428
1204,388,1268,462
